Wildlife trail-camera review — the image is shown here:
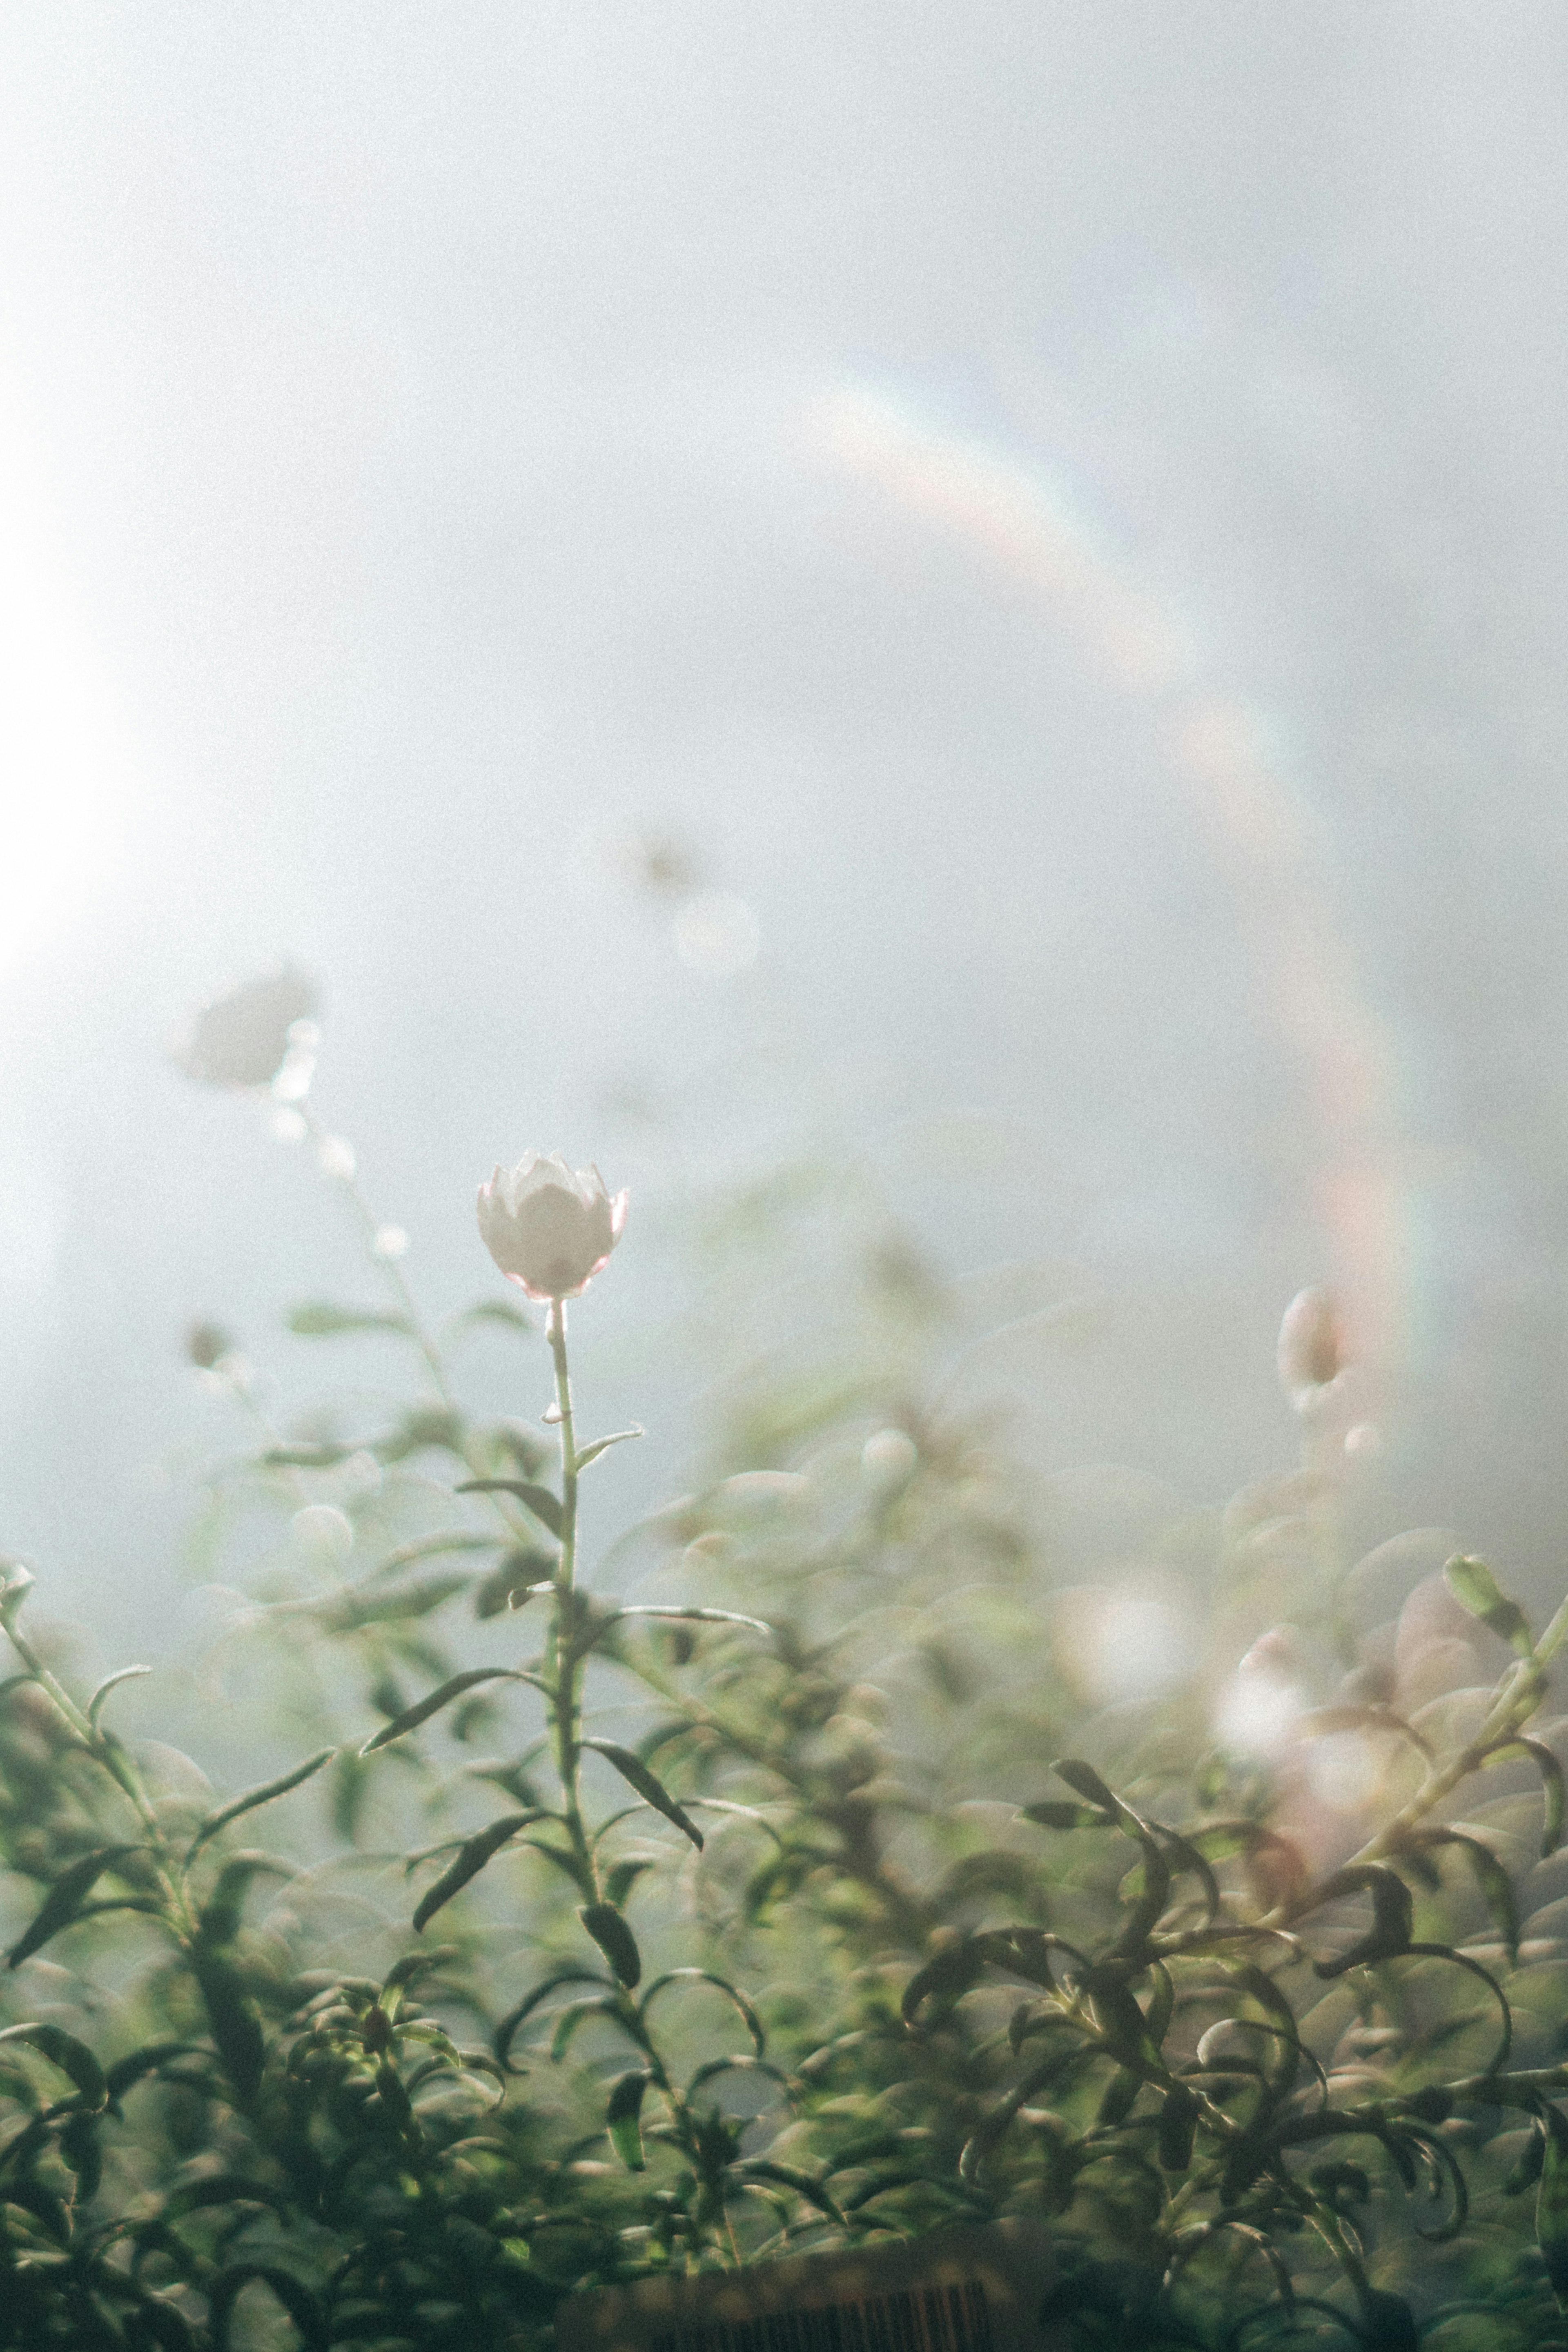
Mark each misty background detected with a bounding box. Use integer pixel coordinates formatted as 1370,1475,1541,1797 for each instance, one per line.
2,4,1566,1655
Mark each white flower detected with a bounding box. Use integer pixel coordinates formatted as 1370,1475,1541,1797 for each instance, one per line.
477,1152,628,1302
172,966,319,1089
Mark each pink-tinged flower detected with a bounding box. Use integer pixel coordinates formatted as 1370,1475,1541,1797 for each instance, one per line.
477,1153,628,1301
1276,1287,1349,1413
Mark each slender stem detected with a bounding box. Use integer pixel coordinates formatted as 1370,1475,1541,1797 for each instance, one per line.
546,1298,596,1898
0,1603,197,1940
298,1101,455,1408
1264,1655,1549,1931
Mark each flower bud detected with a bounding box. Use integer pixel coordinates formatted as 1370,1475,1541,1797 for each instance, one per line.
172,966,319,1089
1276,1287,1348,1413
477,1152,627,1303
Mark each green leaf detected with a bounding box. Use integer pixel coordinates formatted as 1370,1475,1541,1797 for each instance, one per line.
185,1749,335,1864
456,1478,564,1537
580,1739,704,1848
1158,2084,1199,2172
493,1969,613,2072
208,2265,329,2352
902,1940,989,2026
474,1547,557,1620
579,1902,641,1988
0,2022,108,2110
1359,2290,1420,2352
374,1405,467,1462
86,1664,151,1731
1540,2108,1568,2310
1096,2066,1141,2126
445,1298,535,1337
286,1301,412,1339
164,2174,290,2221
576,1427,645,1470
411,1811,549,1932
314,1575,469,1633
193,1952,266,2102
734,2160,846,2227
604,1859,653,1909
1051,1758,1122,1811
638,1968,766,2055
360,1668,536,1754
606,2068,652,2170
57,2110,102,2199
197,1853,291,1948
1490,1735,1567,1858
1446,1554,1535,1657
611,1603,772,1635
104,2042,203,2106
1022,1799,1113,1830
7,1846,141,1968
1310,1863,1414,1978
1412,1827,1520,1964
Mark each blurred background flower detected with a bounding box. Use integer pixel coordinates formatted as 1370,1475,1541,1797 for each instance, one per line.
0,9,1566,1651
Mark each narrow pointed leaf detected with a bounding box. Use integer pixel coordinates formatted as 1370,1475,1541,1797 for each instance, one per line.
1494,1735,1568,1858
7,1846,140,1968
1412,1827,1520,1963
208,2265,328,2352
87,1664,151,1731
412,1811,548,1931
1309,1863,1414,1978
105,2042,202,2105
576,1427,645,1471
735,2160,846,2226
580,1739,704,1848
1051,1759,1121,1812
456,1478,564,1537
639,1968,766,2054
580,1901,641,1987
361,1668,532,1753
493,1969,613,2071
0,2022,108,2110
193,1952,265,2101
287,1300,412,1338
198,1853,291,1948
1158,2084,1199,2172
1022,1800,1113,1831
611,1604,771,1635
185,1749,336,1864
606,2068,652,2170
902,1940,988,2026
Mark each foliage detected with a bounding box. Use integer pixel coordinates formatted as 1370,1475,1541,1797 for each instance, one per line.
4,1071,1568,2347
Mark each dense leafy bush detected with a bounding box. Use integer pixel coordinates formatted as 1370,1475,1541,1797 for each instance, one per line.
5,994,1568,2349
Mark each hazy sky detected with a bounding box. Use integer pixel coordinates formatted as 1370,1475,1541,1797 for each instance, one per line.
3,4,1568,1647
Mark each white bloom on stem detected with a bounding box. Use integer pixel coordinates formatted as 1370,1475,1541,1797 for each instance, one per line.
477,1152,628,1301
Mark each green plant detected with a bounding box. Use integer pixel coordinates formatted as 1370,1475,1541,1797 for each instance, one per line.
2,982,1568,2347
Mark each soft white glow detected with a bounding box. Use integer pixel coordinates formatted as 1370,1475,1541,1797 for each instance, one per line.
1303,1728,1383,1813
673,890,761,976
0,399,131,980
292,1504,354,1560
1215,1668,1306,1759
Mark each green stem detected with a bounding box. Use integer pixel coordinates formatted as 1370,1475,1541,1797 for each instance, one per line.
1266,1655,1549,1931
0,1601,197,1942
546,1298,595,1899
299,1102,455,1408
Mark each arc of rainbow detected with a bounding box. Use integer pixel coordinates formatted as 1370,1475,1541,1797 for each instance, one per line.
811,379,1407,1395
